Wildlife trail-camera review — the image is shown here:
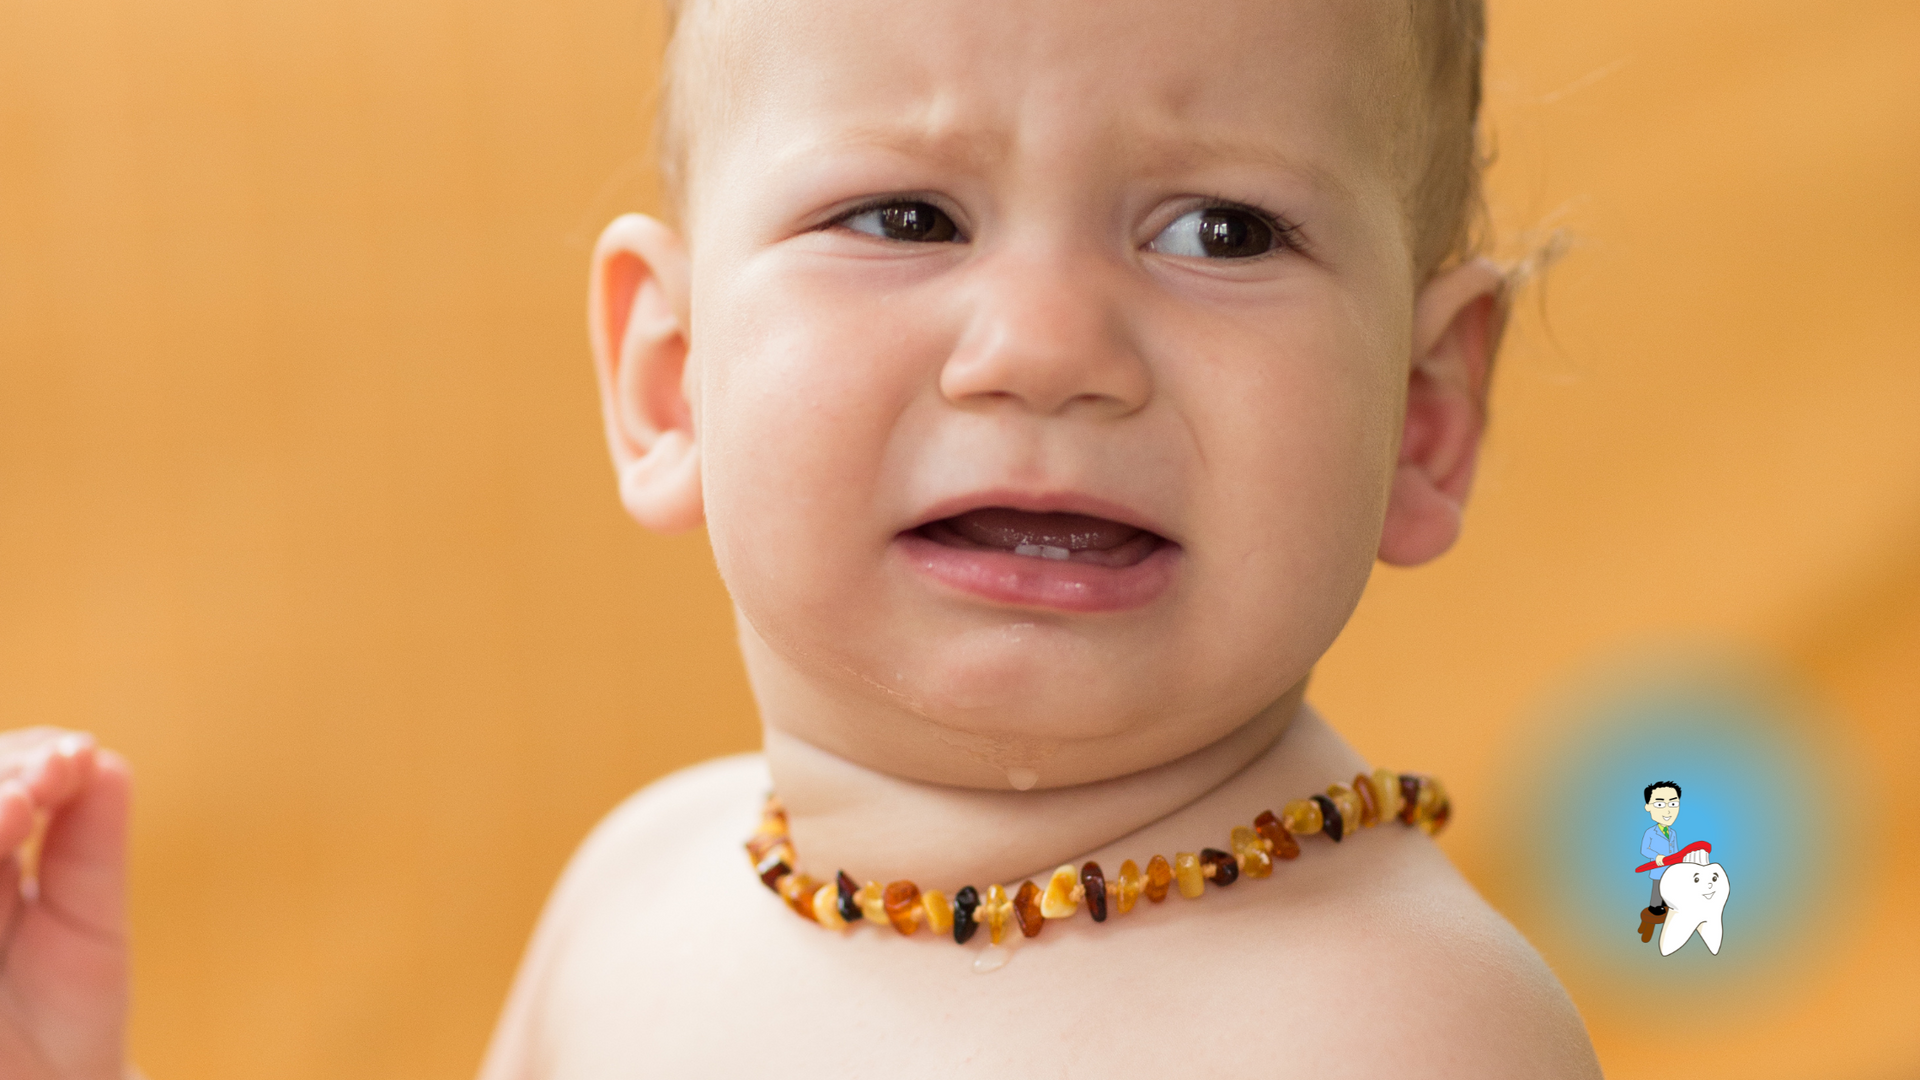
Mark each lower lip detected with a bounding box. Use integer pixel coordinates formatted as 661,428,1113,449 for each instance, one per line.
894,533,1178,613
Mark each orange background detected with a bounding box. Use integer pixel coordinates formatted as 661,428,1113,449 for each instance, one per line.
1,1,1915,1076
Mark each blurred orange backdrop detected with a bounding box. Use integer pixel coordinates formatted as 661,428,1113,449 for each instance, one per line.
1,1,1915,1077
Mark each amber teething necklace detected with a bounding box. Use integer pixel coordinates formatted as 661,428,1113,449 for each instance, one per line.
746,768,1450,968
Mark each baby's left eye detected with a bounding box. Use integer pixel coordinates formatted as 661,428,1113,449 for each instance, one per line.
1149,205,1293,260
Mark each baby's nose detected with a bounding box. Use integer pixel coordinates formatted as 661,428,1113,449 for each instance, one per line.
939,254,1151,418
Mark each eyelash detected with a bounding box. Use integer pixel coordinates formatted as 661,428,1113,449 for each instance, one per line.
821,195,1307,257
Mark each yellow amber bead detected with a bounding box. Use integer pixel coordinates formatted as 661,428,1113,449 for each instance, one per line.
1327,784,1363,834
982,884,1013,945
1418,777,1451,835
1144,855,1174,903
1281,798,1323,836
1239,846,1273,879
1174,852,1205,899
856,881,888,926
1373,768,1401,821
1115,859,1144,914
812,882,847,929
1040,865,1080,919
921,890,953,935
1229,825,1263,855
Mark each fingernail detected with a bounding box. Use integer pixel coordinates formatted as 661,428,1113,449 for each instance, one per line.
55,733,92,757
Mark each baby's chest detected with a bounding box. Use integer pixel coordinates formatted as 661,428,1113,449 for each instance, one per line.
533,882,1417,1077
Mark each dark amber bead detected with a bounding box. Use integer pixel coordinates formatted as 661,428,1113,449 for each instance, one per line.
1353,774,1380,827
757,854,792,890
1312,793,1344,842
1144,854,1174,902
1399,775,1423,825
883,880,922,935
1254,810,1301,860
952,885,982,944
1014,880,1045,938
835,870,863,924
1199,848,1239,886
1081,862,1108,922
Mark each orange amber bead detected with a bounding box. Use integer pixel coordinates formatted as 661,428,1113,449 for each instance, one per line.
1281,798,1323,836
1144,855,1174,903
779,873,821,920
1115,859,1145,914
883,880,922,935
981,884,1013,945
1081,862,1108,923
1254,810,1301,860
1353,773,1380,827
1014,880,1046,938
1174,852,1205,899
921,889,953,935
1041,865,1080,919
1372,768,1401,822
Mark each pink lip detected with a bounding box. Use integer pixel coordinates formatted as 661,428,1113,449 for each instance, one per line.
894,490,1180,614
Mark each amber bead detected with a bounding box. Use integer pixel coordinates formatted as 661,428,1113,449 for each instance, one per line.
1081,862,1109,923
834,870,863,925
1372,768,1402,822
856,881,888,926
779,873,821,919
812,882,847,929
1418,777,1451,835
1229,826,1271,878
756,852,793,891
745,831,786,864
920,889,953,935
883,880,922,935
952,885,982,944
1199,848,1238,887
1144,855,1174,902
1174,852,1205,899
1041,865,1080,920
1312,793,1344,842
1014,880,1046,938
981,884,1014,945
1353,773,1380,827
1326,784,1363,836
1254,810,1301,860
1399,774,1423,825
1281,798,1323,837
1115,859,1145,914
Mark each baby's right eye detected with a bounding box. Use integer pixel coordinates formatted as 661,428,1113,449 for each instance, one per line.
837,201,963,244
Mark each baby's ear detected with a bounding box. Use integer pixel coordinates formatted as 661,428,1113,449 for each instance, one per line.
589,213,703,532
1377,258,1507,566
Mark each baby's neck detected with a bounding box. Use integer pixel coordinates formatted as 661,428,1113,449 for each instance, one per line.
764,686,1309,889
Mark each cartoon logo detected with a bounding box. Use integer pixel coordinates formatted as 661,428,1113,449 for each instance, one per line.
1635,781,1729,955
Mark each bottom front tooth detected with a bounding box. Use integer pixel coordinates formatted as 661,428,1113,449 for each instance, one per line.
1014,544,1072,561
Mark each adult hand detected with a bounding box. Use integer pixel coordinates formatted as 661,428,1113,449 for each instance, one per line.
0,728,130,1080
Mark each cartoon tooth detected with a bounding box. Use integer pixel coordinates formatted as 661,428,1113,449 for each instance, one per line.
1657,859,1729,956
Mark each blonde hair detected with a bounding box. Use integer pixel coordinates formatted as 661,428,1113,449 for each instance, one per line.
656,0,1487,281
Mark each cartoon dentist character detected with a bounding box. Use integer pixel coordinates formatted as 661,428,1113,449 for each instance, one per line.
1635,780,1730,955
1637,781,1683,941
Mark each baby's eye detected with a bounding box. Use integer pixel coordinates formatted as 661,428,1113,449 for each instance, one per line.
1149,205,1291,260
838,201,963,244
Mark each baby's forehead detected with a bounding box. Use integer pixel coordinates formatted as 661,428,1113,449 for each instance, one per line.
672,0,1417,186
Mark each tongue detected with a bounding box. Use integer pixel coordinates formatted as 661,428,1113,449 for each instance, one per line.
926,508,1159,567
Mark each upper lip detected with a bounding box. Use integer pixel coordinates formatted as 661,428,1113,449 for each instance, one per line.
904,489,1178,545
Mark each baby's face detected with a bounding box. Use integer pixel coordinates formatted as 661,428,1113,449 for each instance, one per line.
646,0,1484,785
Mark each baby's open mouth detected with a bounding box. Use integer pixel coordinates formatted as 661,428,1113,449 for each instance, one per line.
915,508,1165,569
